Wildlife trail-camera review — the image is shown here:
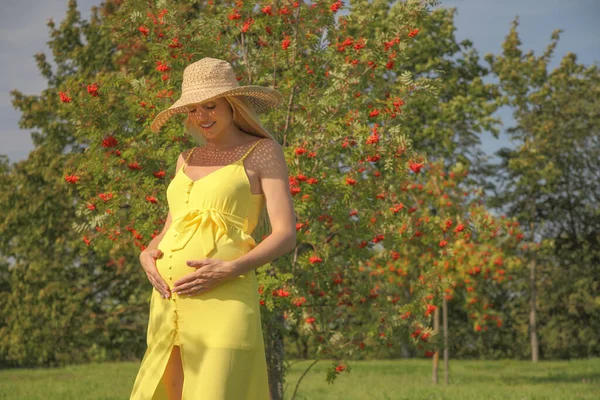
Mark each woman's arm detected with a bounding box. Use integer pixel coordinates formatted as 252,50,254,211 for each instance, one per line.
226,139,297,278
139,211,172,258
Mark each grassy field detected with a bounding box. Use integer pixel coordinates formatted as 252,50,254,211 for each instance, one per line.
0,357,598,399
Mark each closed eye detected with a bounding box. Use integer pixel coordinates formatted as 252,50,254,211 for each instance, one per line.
189,105,215,112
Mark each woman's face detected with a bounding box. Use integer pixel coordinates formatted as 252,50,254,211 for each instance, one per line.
186,97,234,139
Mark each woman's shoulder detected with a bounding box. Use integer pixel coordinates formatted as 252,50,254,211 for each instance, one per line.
247,136,278,158
247,137,287,178
254,136,278,150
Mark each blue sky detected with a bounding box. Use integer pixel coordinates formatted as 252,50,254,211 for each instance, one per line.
1,0,598,164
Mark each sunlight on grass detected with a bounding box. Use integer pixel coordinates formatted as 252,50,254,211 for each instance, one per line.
0,358,598,399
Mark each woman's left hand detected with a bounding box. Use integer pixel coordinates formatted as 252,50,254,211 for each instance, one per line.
172,258,236,296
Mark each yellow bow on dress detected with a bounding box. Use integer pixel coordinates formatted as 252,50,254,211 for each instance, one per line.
169,208,247,256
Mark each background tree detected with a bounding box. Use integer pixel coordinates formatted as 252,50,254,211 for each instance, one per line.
0,1,142,367
485,17,600,361
386,158,525,385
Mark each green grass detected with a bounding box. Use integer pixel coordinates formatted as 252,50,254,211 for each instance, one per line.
0,358,598,399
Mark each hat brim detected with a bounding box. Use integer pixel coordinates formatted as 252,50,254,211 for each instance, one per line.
150,86,283,133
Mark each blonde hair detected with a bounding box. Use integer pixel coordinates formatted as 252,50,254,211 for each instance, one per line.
183,94,274,241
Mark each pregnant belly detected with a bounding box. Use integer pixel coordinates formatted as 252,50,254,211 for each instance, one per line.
153,231,262,350
155,228,257,296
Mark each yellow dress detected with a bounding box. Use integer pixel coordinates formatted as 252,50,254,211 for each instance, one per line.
130,138,270,400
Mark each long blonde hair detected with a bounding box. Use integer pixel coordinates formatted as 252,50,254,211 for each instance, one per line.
183,94,274,240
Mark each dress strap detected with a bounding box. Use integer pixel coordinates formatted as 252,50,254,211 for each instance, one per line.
239,138,264,162
182,147,196,172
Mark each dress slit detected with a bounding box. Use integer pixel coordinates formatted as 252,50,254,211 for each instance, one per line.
136,327,178,399
153,341,174,399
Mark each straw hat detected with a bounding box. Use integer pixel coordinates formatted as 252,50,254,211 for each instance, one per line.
150,57,283,133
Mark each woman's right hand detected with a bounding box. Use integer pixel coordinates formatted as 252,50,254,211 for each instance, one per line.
140,249,171,299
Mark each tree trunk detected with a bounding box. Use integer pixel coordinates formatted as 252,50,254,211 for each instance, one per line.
265,310,285,400
401,342,412,358
529,255,539,362
301,335,309,359
529,210,539,363
443,294,449,385
432,305,439,384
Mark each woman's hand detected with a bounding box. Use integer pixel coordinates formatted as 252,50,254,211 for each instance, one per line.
172,258,235,296
140,249,171,299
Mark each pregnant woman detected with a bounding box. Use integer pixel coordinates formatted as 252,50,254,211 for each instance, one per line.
129,57,297,400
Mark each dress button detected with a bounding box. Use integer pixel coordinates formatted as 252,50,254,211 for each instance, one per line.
174,233,178,237
169,254,173,258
